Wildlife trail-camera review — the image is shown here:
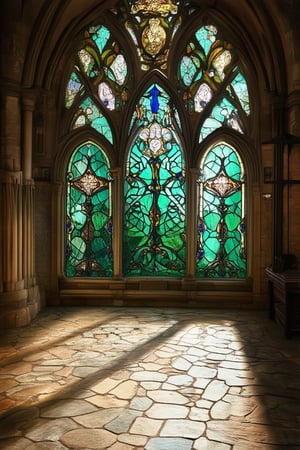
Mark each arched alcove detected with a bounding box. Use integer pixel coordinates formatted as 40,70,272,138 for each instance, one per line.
10,0,289,310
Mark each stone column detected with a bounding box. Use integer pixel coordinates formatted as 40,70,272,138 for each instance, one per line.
22,95,36,289
186,168,198,277
111,167,122,277
0,94,27,327
0,93,40,327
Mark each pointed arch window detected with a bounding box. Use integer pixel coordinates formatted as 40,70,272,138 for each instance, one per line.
62,2,252,281
178,24,250,141
196,143,246,278
65,23,129,147
65,142,113,277
124,84,186,276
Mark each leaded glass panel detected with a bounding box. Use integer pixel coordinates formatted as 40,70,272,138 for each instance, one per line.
178,23,250,142
125,0,183,71
65,24,128,113
124,84,186,276
200,98,243,141
65,142,113,277
65,71,84,109
71,98,113,143
196,143,246,278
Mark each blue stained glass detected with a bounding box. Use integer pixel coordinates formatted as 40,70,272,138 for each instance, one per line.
124,84,186,276
65,71,83,108
150,85,160,114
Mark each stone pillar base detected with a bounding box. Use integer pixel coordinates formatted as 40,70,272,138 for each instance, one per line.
0,285,41,328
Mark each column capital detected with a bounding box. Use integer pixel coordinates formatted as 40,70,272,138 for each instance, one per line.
22,89,38,111
0,169,22,184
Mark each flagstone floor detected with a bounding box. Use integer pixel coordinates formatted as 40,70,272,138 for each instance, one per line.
0,306,300,450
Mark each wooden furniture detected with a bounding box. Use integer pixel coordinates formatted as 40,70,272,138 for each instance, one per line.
265,267,300,338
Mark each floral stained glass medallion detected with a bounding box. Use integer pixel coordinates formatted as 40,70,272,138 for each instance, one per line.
196,143,246,278
65,142,113,277
126,0,182,71
124,84,186,276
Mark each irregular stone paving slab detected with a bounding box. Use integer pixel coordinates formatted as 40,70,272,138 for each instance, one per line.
171,357,192,371
130,416,163,435
104,409,142,433
25,418,77,441
194,436,231,449
0,437,33,450
147,390,188,404
203,379,229,401
160,419,205,438
118,432,148,446
146,404,189,419
110,380,138,399
0,362,32,375
74,407,124,427
141,381,161,391
130,371,167,382
24,442,69,450
188,365,217,378
61,428,117,449
165,374,193,386
129,396,153,410
189,406,210,421
210,400,231,419
145,437,193,450
87,394,128,408
41,399,98,418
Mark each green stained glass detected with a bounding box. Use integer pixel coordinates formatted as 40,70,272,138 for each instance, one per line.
66,23,128,114
195,25,217,55
228,73,250,115
180,56,198,87
178,23,250,140
65,71,84,108
196,143,246,278
132,84,181,131
124,84,186,276
65,142,113,277
72,97,113,143
199,98,243,142
79,24,128,89
90,25,110,54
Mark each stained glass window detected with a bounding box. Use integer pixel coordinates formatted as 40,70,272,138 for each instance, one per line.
65,142,113,277
125,0,182,71
65,24,128,113
63,3,251,281
71,97,113,143
124,84,186,276
178,24,250,141
196,143,246,278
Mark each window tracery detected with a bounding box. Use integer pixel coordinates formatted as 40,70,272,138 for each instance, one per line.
63,1,250,280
